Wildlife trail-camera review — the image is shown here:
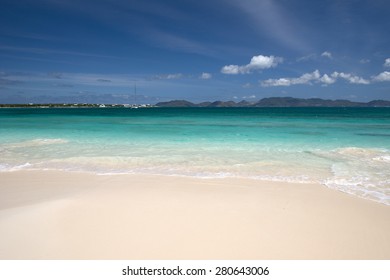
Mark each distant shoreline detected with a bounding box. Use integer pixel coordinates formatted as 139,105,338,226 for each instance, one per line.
0,104,154,109
1,97,390,108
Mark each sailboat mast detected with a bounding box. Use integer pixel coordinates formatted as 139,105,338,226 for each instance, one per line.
134,83,137,105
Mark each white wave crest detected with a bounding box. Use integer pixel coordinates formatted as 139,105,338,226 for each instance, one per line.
322,148,390,206
0,162,32,172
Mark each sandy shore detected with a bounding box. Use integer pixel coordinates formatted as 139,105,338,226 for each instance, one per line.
0,170,389,259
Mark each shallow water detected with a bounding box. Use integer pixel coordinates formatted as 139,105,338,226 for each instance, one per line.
1,107,389,205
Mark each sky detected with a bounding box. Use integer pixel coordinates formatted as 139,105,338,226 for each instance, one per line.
0,0,390,104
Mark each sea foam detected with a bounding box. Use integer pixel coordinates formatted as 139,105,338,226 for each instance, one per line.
321,147,390,205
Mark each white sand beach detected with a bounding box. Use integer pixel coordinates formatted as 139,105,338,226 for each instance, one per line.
0,170,389,259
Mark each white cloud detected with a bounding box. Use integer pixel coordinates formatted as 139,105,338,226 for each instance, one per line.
261,70,371,87
331,72,370,84
262,78,292,87
384,58,390,67
151,73,184,80
166,73,183,79
319,74,336,84
243,95,256,99
221,55,283,74
359,59,370,64
221,65,240,74
199,72,212,79
297,70,321,83
261,70,320,87
249,55,283,69
372,71,390,82
321,51,332,59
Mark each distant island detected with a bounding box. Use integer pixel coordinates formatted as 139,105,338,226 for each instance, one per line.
0,103,154,108
156,97,390,107
1,97,390,108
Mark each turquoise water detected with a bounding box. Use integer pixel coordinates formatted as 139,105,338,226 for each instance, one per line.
1,107,389,205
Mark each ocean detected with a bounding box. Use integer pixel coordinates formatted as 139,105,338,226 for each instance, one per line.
0,107,389,205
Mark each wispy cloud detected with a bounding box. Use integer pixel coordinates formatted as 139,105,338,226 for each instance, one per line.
25,0,221,57
221,55,283,74
242,83,252,88
0,77,20,86
200,73,212,79
2,72,136,88
296,53,317,62
321,51,333,59
48,72,63,79
243,94,256,99
297,52,333,62
53,83,74,88
230,0,311,52
97,79,112,83
166,73,183,79
144,30,214,56
0,53,80,65
152,73,184,80
63,73,141,87
0,44,120,59
0,30,66,43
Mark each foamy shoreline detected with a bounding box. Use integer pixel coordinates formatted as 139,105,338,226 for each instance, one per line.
0,170,389,259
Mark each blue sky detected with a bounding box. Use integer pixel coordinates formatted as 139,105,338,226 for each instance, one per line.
1,0,390,103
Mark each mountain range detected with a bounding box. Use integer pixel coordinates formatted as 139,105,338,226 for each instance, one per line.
156,97,390,107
